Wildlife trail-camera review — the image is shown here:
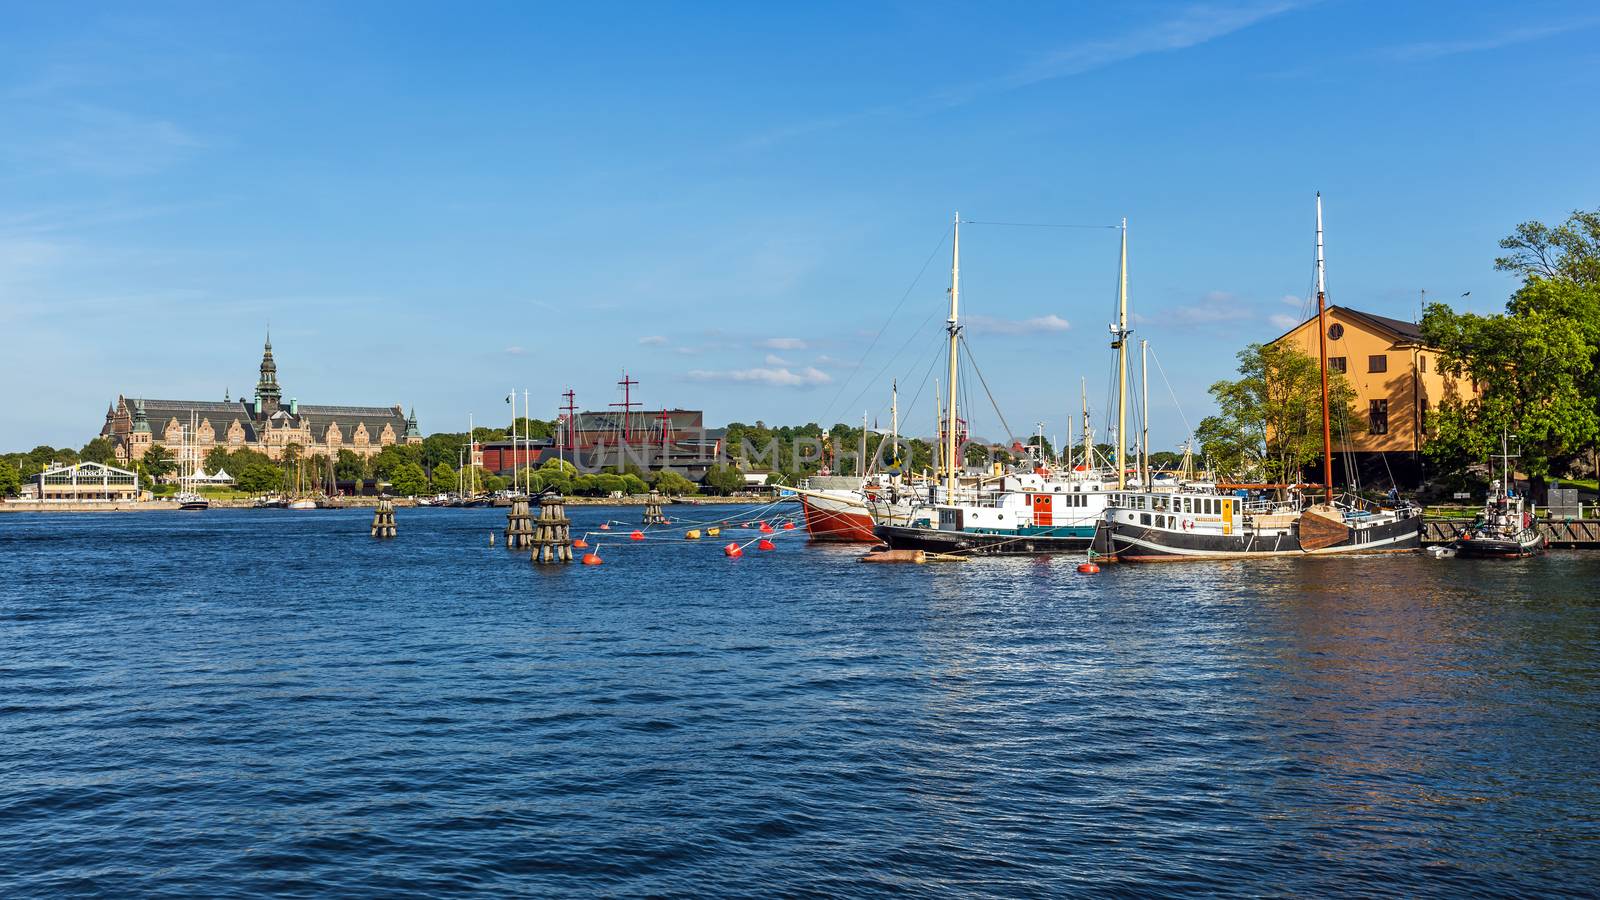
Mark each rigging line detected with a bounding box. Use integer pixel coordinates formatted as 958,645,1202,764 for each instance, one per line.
820,224,951,423
837,307,941,427
1147,347,1194,440
962,220,1121,230
958,336,1017,443
901,347,943,443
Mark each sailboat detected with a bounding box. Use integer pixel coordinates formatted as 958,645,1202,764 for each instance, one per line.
1091,194,1423,561
1452,432,1544,558
872,214,1135,555
174,411,210,510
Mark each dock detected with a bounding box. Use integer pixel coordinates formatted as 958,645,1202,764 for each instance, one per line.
1423,519,1600,549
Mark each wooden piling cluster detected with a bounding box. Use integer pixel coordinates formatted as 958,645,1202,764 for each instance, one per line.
642,489,668,525
531,494,574,564
505,497,535,549
371,498,397,538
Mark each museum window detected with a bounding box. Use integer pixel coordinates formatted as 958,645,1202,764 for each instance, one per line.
1369,399,1389,435
1368,354,1388,373
1329,356,1346,373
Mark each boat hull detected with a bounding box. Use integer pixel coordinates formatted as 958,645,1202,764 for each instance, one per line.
797,491,878,542
1453,532,1544,558
1094,513,1422,561
875,524,1094,556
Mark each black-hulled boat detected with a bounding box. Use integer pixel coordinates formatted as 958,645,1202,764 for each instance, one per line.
1453,435,1544,558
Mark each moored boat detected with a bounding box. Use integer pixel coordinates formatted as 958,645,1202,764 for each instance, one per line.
1453,435,1544,558
1091,194,1424,562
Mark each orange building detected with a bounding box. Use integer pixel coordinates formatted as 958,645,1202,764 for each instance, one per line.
1268,306,1469,483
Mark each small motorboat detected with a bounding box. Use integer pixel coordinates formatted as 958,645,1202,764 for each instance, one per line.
1452,435,1545,559
175,491,210,511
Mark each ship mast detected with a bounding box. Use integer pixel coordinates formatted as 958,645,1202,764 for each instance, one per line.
1081,377,1091,473
1111,219,1130,489
945,211,962,499
890,380,899,473
1315,193,1334,504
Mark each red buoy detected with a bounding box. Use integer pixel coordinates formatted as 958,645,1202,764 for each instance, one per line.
723,542,743,558
630,530,645,541
758,538,776,551
573,538,589,549
759,523,775,534
782,521,796,530
582,552,603,565
1077,562,1100,574
599,523,611,531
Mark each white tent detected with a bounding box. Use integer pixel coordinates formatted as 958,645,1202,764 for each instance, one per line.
189,468,235,484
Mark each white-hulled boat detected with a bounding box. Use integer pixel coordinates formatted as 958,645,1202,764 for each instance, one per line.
1092,194,1423,561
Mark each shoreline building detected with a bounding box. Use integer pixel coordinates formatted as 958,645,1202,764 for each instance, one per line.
1267,306,1468,486
102,335,422,465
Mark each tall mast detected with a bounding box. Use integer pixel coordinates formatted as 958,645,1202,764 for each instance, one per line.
933,378,943,479
1081,377,1091,473
1315,193,1334,503
1141,338,1150,488
945,211,962,498
890,380,899,471
860,411,868,477
1119,220,1130,488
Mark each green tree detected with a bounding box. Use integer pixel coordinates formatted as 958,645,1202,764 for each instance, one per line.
620,473,648,495
0,459,20,497
1422,289,1599,489
389,462,429,496
336,449,369,482
430,460,455,490
141,445,175,481
1495,208,1600,286
204,446,234,473
236,461,284,493
79,437,117,465
652,470,697,496
702,463,745,495
1194,342,1364,482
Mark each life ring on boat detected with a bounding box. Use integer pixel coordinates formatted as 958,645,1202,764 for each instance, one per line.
1182,518,1195,531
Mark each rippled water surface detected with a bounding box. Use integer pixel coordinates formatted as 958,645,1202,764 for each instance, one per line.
3,505,1598,896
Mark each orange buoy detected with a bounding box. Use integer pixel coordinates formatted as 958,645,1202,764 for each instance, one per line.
662,519,672,525
630,530,645,541
782,521,796,530
599,523,611,531
1077,562,1100,574
758,538,776,551
582,552,603,565
723,542,743,558
573,538,589,549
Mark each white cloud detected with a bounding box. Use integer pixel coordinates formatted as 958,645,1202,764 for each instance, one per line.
764,353,792,366
966,313,1072,336
1164,291,1253,325
504,346,526,356
687,366,833,388
738,1,1310,149
761,337,807,350
1280,294,1303,307
1269,312,1301,330
1384,18,1600,62
815,354,860,369
638,335,668,346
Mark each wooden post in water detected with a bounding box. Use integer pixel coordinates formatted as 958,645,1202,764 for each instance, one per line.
531,493,573,564
505,496,534,548
371,497,397,538
642,489,668,525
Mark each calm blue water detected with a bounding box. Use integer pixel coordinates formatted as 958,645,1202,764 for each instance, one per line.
2,504,1597,897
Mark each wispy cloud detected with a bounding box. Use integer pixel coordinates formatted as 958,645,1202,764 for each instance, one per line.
1384,17,1600,62
966,313,1071,336
1163,291,1254,326
764,353,792,366
761,337,807,350
504,346,526,356
740,1,1311,148
638,335,668,346
1268,312,1300,329
687,366,833,388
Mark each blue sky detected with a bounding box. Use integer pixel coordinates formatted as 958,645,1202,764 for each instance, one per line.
3,1,1598,451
